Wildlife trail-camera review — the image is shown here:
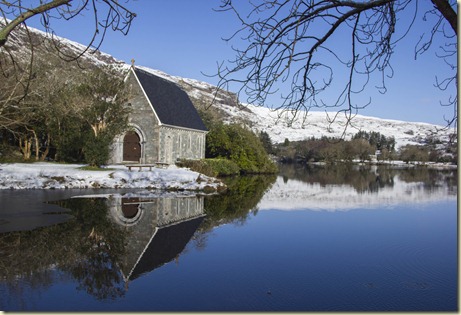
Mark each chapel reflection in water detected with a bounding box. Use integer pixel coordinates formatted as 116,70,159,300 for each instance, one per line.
0,193,205,300
106,194,205,284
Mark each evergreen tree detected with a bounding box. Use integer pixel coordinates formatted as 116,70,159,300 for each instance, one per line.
259,130,273,154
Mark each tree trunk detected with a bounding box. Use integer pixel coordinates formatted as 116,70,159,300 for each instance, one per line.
40,133,51,161
33,130,40,161
19,137,32,160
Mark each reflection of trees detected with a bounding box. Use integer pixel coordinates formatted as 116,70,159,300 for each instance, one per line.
193,175,276,248
69,243,125,300
0,198,128,301
57,198,128,300
0,222,80,281
398,168,458,193
352,167,395,194
278,163,457,194
278,163,396,193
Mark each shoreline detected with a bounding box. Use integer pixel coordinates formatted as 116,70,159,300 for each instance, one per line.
286,160,458,170
0,162,226,192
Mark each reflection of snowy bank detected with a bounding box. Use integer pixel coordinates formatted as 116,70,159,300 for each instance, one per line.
257,176,457,211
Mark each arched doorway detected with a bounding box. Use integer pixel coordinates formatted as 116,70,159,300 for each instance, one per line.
123,131,141,162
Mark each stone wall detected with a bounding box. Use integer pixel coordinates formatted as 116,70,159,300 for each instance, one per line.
109,71,159,164
158,126,206,164
108,195,205,228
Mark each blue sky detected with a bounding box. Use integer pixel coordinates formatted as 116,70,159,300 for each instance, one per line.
24,0,457,126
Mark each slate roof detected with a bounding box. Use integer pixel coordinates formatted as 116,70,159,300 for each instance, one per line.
133,67,207,132
129,215,205,280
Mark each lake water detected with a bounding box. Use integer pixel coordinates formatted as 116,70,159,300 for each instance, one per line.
0,164,457,311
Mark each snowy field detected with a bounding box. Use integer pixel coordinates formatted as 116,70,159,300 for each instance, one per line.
0,163,225,191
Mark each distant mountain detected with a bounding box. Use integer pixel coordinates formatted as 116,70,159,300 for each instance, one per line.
3,21,455,149
137,67,455,149
1,18,125,71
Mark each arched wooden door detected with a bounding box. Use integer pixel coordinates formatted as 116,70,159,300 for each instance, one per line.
123,131,141,162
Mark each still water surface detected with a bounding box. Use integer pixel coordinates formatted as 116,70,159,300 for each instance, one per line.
0,164,457,311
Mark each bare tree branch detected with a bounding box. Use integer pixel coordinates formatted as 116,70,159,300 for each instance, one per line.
0,0,135,132
431,0,457,34
1,0,136,60
0,0,70,46
214,0,457,128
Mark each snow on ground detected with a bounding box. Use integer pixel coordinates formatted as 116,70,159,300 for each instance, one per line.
0,163,225,191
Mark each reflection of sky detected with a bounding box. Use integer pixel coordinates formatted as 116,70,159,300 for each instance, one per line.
257,176,457,211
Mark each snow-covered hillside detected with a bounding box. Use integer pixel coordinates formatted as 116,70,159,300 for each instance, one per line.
133,67,455,149
4,21,456,149
219,103,455,148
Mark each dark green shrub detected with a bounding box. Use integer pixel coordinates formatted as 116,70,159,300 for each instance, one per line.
177,158,240,177
176,159,215,177
204,158,240,176
82,133,113,167
205,122,278,174
0,144,23,162
259,131,274,154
